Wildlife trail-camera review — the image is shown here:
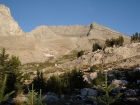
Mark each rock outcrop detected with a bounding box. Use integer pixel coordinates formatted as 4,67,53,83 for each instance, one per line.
0,4,24,36
57,43,140,69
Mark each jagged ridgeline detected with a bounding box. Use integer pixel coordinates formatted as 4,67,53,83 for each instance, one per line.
0,4,130,63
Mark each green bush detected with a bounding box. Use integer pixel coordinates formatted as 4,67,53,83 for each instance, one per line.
105,36,124,47
77,50,84,58
92,43,102,52
90,65,98,72
46,75,62,93
23,73,30,80
92,71,105,85
31,71,47,93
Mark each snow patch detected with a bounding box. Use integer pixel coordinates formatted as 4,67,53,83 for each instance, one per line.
44,53,54,57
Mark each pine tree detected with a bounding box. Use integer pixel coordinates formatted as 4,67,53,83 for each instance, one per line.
0,74,15,104
61,72,71,94
31,71,47,93
46,75,62,93
92,71,105,85
0,48,9,86
92,72,122,105
37,89,47,105
77,50,84,58
69,69,86,91
0,48,9,67
139,33,140,42
5,55,22,95
92,43,102,52
118,36,124,46
130,36,133,43
135,32,139,41
105,39,111,47
0,49,23,95
23,84,47,105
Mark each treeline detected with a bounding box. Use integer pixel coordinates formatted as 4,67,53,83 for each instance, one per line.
0,48,87,104
32,68,87,94
131,32,140,42
0,49,124,105
0,48,22,95
0,48,24,104
105,36,124,47
92,36,124,52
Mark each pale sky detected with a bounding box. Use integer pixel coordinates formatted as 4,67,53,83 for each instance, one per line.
0,0,140,35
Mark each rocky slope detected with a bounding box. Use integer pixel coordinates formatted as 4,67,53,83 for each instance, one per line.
0,4,131,64
26,25,60,38
48,25,90,37
57,43,140,70
88,22,130,43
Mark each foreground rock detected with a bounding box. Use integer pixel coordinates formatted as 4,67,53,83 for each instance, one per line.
58,43,140,69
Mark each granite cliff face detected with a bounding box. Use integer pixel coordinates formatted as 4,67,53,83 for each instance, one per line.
0,4,24,36
0,4,132,64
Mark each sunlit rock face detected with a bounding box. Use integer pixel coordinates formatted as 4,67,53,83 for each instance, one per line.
0,4,131,64
0,4,24,36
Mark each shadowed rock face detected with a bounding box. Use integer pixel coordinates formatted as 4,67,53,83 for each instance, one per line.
0,4,131,64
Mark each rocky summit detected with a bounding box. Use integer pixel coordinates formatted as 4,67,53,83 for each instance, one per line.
0,4,131,64
0,4,24,36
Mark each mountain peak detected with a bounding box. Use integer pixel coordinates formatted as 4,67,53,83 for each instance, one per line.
26,25,59,38
0,4,10,16
90,22,121,34
0,4,24,36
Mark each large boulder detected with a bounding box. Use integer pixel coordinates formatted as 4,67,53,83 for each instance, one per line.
80,88,98,96
83,72,97,83
44,92,59,101
112,79,128,87
124,89,137,96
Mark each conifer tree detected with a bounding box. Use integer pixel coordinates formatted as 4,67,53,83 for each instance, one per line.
23,84,47,105
92,43,102,52
46,75,62,93
92,72,122,105
118,36,124,46
5,55,22,95
31,71,47,93
77,50,84,58
105,39,111,47
135,32,139,41
0,48,9,86
0,49,23,95
0,74,14,104
69,69,86,91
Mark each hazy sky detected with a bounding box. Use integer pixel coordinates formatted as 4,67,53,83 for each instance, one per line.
0,0,140,35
